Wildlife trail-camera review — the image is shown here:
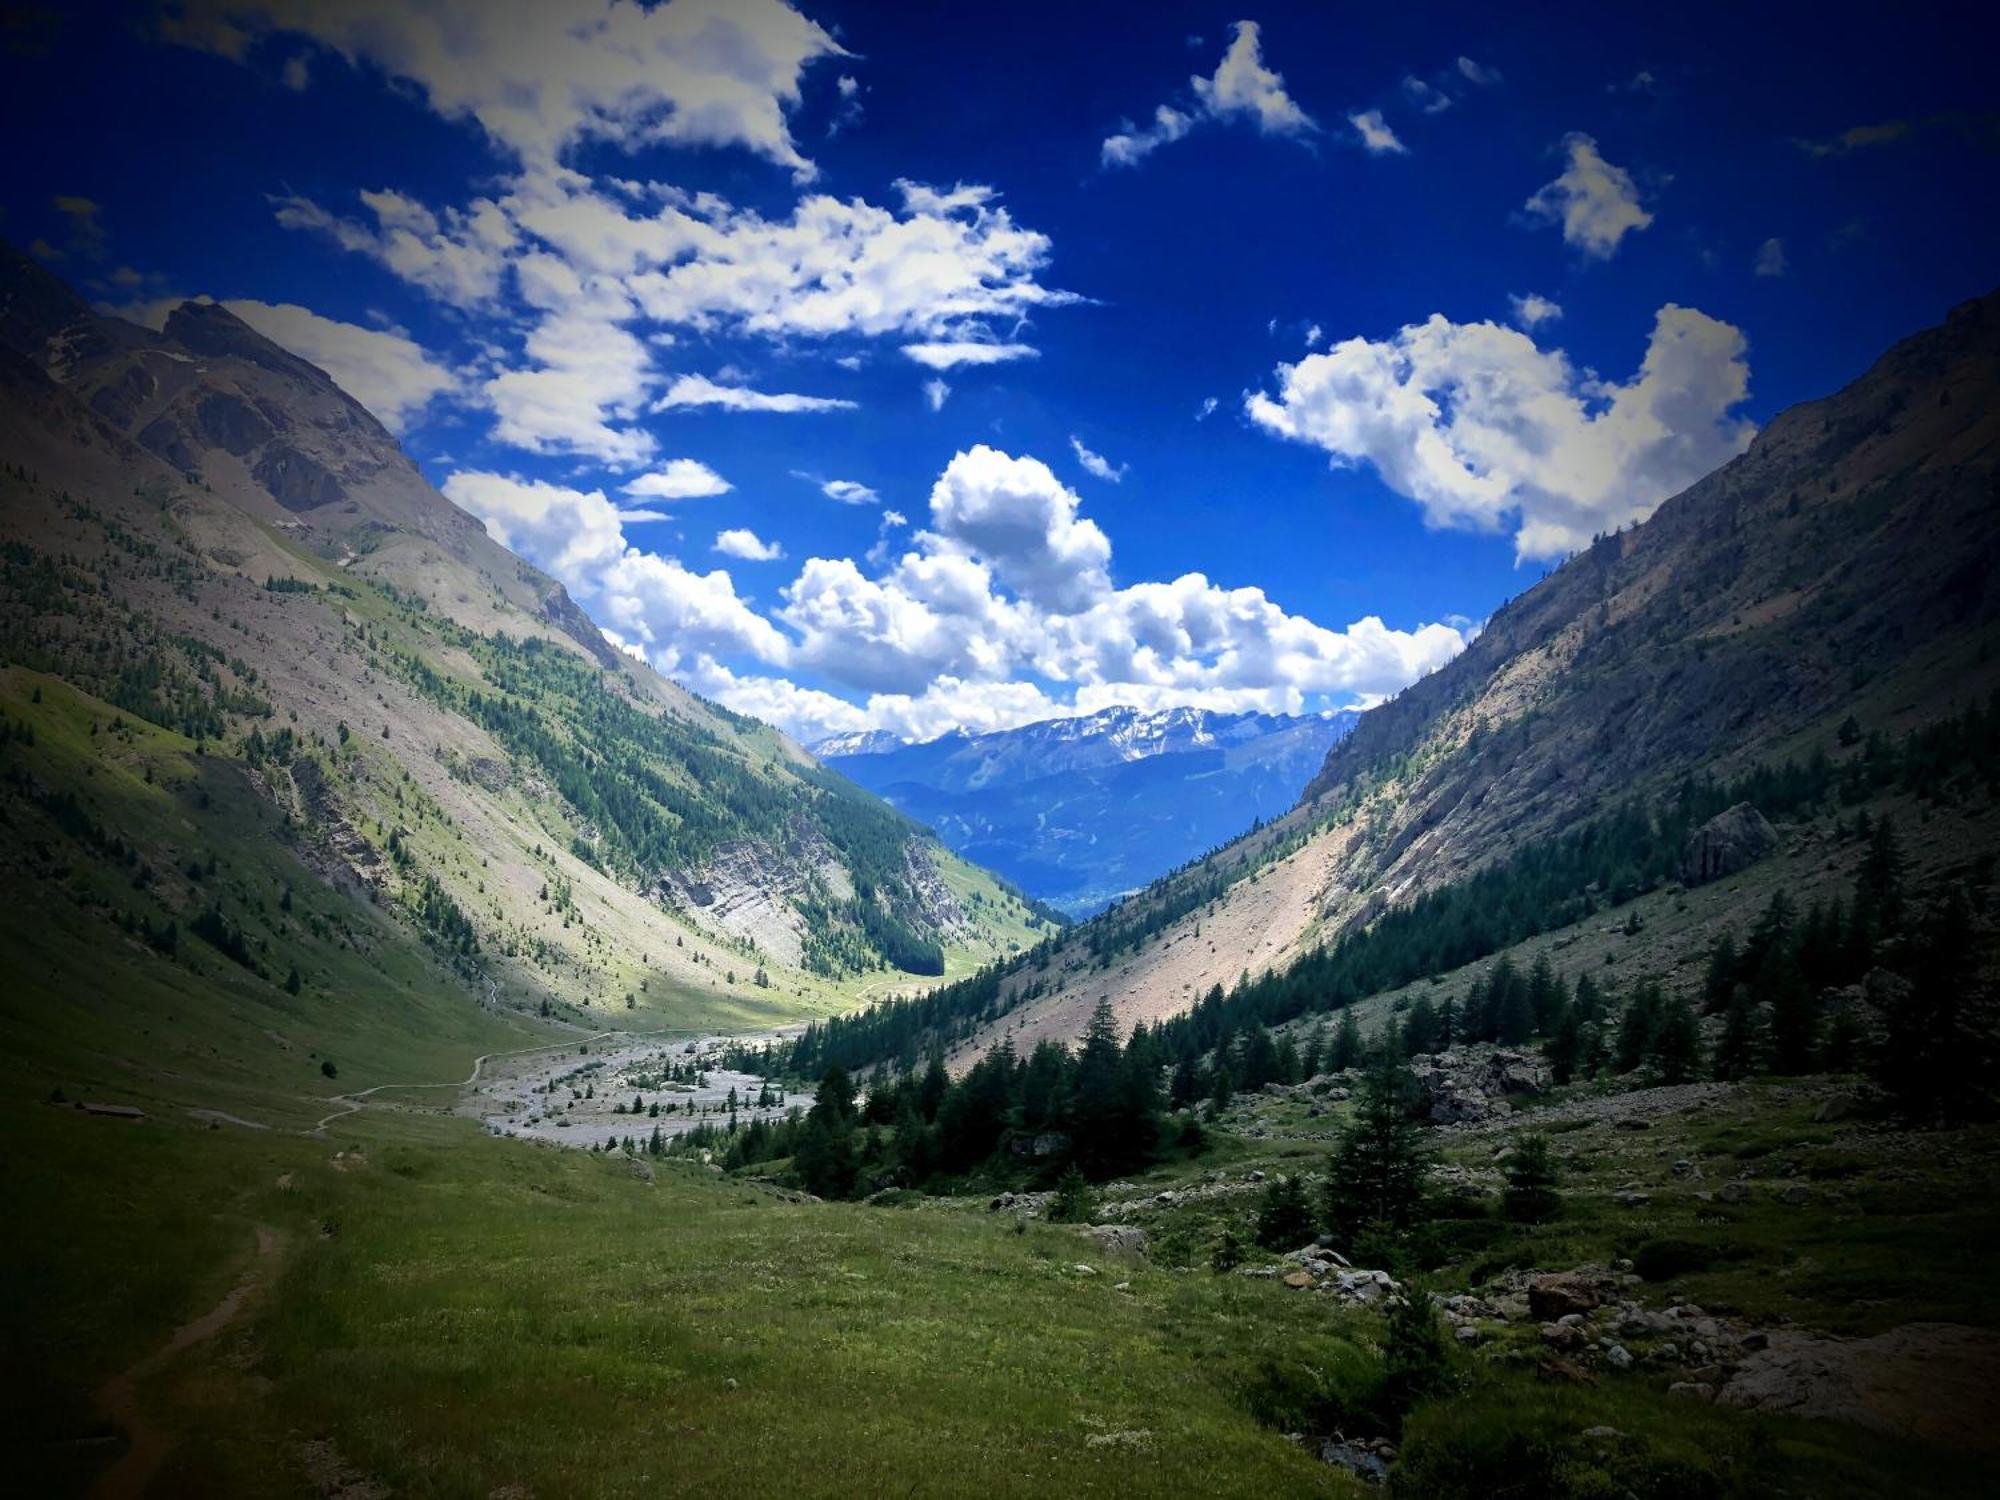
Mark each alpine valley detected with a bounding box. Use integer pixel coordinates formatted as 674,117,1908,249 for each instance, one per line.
4,7,2000,1500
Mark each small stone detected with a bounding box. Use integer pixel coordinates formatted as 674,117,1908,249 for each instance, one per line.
1605,1344,1634,1371
1283,1270,1316,1289
1581,1425,1623,1440
1668,1381,1715,1401
1073,1263,1097,1276
1456,1325,1482,1345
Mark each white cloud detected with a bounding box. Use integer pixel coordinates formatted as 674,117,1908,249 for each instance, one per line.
1195,21,1316,136
273,189,516,309
624,460,731,500
715,527,784,561
1456,56,1502,87
1245,304,1756,559
218,299,458,433
901,341,1038,369
1524,133,1654,259
820,478,880,505
443,470,790,669
1305,323,1324,347
653,373,855,413
166,0,847,181
1402,76,1452,114
624,179,1074,343
1069,435,1127,483
1101,105,1194,168
1101,19,1314,169
486,259,657,463
1196,395,1219,420
928,445,1112,612
1754,237,1787,277
1508,292,1563,328
450,443,1471,745
444,471,632,582
1349,109,1408,156
922,377,951,412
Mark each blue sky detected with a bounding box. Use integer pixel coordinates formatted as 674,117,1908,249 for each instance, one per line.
6,1,1996,743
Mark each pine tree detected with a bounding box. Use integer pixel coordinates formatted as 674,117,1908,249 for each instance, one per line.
1712,994,1766,1080
1501,1133,1562,1222
1329,1008,1363,1071
1323,1049,1432,1242
1876,890,1992,1122
1544,1002,1582,1084
1650,996,1702,1084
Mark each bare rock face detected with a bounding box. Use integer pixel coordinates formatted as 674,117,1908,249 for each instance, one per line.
1680,802,1779,886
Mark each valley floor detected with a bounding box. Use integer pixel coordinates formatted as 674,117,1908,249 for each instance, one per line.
7,1026,1999,1498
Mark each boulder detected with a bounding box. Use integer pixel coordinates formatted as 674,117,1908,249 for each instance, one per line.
1529,1272,1603,1320
1680,802,1779,886
1079,1224,1149,1257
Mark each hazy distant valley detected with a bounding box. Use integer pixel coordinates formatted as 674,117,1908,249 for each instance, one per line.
819,705,1358,915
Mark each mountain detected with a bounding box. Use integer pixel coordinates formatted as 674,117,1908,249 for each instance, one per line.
0,242,1051,1071
888,288,2000,1062
818,706,1358,916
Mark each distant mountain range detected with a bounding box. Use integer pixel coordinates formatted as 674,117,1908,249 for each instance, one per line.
816,706,1359,915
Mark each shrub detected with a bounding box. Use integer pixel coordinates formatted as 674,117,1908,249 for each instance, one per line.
1046,1165,1096,1224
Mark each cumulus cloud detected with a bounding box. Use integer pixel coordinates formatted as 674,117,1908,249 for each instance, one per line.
625,460,731,500
715,527,784,561
927,446,1113,612
1508,292,1562,328
449,441,1470,745
923,377,951,412
1069,436,1127,483
1754,237,1787,277
444,470,789,669
1102,19,1314,169
164,0,847,181
1349,109,1408,156
653,373,855,412
1524,133,1654,259
1245,304,1756,559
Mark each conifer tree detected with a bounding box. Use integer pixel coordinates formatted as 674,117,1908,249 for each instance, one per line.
1323,1049,1432,1242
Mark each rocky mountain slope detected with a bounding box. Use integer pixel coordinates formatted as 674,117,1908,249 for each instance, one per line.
820,706,1357,916
939,288,2000,1058
0,241,1049,1055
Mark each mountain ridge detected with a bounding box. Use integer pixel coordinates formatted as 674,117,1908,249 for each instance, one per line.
917,286,2000,1062
0,242,1051,1052
822,705,1358,915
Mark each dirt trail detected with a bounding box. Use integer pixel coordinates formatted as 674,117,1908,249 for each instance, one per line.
307,1029,626,1133
90,1226,280,1500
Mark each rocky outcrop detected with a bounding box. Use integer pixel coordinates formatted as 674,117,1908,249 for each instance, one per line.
1717,1323,2000,1451
1409,1048,1550,1124
1680,802,1779,886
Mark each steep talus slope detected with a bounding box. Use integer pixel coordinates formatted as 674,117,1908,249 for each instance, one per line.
823,706,1356,916
940,289,2000,1059
0,244,1049,1082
